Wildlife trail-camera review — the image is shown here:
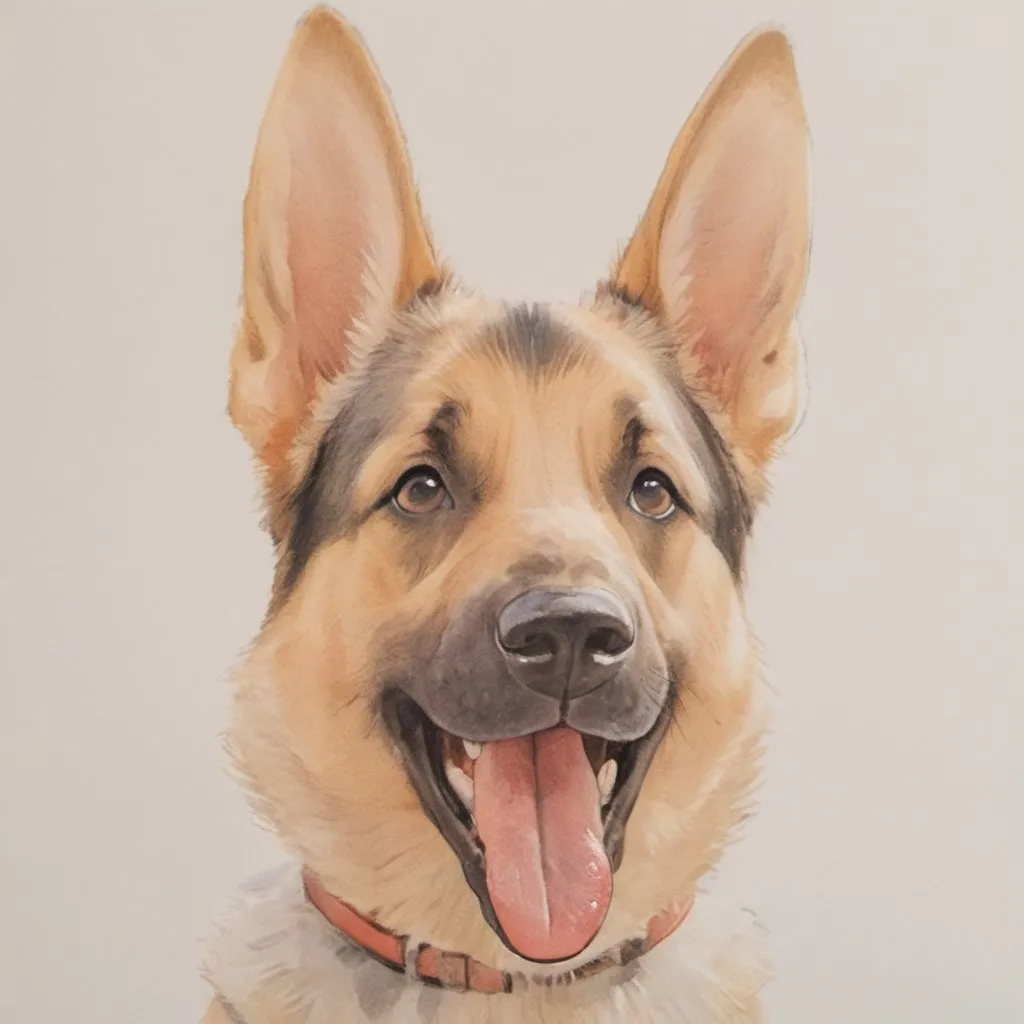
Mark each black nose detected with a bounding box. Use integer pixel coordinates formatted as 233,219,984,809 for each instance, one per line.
496,587,635,702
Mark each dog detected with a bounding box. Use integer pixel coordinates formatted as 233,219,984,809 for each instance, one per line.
201,6,810,1022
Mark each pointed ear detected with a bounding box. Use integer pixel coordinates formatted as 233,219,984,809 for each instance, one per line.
230,7,440,476
613,29,810,471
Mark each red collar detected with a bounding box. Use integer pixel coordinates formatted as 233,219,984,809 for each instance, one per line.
303,868,692,995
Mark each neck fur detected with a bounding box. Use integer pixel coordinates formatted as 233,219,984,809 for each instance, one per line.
203,863,771,1024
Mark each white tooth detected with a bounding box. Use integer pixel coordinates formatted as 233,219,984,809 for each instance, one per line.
464,740,482,761
598,759,618,805
445,762,475,813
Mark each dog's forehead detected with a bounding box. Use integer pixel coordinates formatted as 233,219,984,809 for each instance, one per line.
282,298,751,593
402,303,687,441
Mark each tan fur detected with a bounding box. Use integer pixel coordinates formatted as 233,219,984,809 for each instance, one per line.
205,7,810,1022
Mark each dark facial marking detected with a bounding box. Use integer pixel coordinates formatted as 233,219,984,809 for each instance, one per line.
508,553,617,592
485,303,588,378
282,330,435,593
608,386,751,577
605,400,650,498
676,388,751,577
421,401,462,474
506,552,566,585
622,414,649,464
595,287,755,574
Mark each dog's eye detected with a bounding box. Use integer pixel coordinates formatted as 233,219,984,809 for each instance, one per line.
393,467,452,515
628,470,679,521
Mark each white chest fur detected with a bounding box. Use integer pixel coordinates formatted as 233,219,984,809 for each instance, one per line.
203,864,771,1024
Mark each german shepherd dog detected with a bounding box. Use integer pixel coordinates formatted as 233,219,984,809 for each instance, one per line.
202,6,810,1022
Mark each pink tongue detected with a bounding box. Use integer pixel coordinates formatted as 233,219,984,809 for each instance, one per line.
473,727,612,962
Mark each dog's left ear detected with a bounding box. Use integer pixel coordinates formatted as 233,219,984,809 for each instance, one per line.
613,29,810,474
230,7,439,481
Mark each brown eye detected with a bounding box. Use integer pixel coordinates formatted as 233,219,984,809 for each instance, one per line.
393,467,452,515
628,470,678,521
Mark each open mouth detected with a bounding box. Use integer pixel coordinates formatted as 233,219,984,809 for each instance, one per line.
381,690,673,963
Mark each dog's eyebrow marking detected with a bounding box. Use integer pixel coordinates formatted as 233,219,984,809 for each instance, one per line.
622,414,649,464
607,397,651,489
422,400,463,469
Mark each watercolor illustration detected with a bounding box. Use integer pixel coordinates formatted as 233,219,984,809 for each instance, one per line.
202,6,810,1022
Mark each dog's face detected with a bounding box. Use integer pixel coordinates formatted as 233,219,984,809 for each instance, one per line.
226,9,808,968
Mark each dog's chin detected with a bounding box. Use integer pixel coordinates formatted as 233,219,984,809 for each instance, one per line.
380,688,675,964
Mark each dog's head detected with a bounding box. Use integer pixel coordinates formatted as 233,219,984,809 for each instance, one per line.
226,8,809,968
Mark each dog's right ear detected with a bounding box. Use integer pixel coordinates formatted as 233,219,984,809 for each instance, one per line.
230,7,439,479
612,30,810,477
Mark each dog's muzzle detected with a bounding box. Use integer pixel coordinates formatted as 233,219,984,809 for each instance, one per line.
379,581,677,963
398,584,669,744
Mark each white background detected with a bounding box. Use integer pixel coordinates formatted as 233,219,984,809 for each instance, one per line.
2,2,1021,1020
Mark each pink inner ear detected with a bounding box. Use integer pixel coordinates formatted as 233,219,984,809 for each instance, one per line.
282,77,399,394
660,93,798,382
289,137,368,389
